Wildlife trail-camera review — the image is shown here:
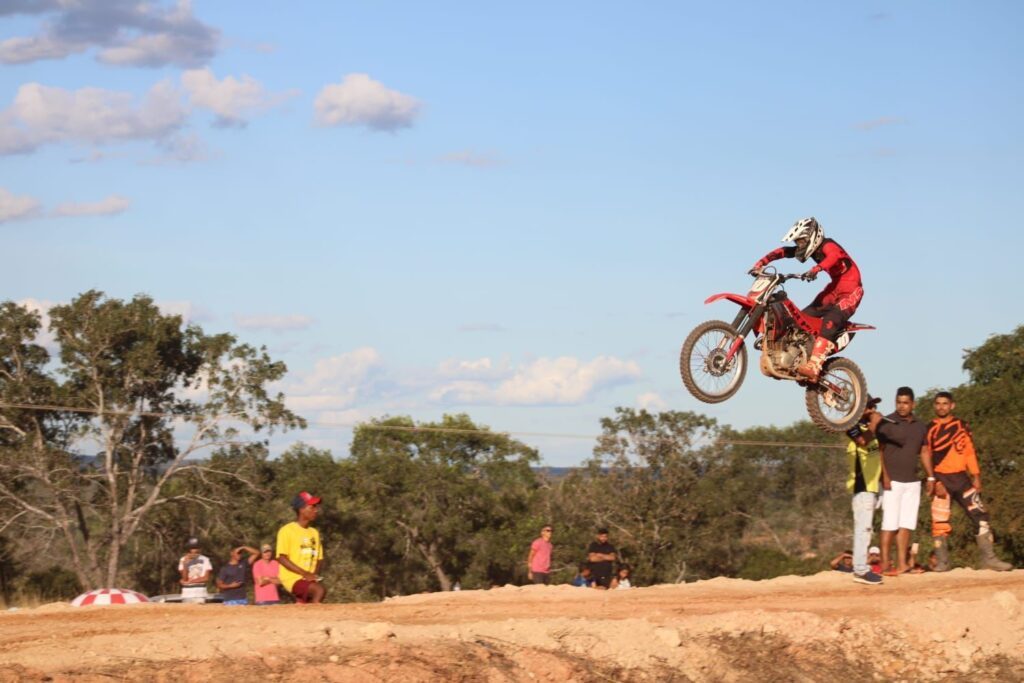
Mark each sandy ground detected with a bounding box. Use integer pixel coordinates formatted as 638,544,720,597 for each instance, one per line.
2,569,1023,682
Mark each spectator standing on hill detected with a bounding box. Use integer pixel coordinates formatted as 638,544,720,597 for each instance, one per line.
527,525,554,585
869,387,934,576
277,491,326,604
586,528,619,589
844,396,884,586
178,537,213,602
252,543,282,605
926,392,1012,572
216,545,260,605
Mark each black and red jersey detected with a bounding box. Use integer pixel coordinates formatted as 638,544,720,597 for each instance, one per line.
756,238,862,300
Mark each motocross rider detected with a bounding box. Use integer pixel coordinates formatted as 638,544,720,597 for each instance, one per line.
750,217,863,381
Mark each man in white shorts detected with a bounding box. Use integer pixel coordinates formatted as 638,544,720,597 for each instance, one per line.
870,387,934,575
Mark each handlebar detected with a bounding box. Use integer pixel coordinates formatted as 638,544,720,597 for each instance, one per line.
748,268,806,282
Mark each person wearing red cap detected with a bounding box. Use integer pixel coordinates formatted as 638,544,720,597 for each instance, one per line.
276,491,326,603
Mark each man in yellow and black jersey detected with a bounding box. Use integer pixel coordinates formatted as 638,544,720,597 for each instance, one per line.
843,395,884,585
926,392,1011,571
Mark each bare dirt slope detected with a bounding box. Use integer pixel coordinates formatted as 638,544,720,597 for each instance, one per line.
2,569,1023,682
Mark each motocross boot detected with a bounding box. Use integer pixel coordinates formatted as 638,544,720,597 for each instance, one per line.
796,337,835,381
932,536,951,572
976,532,1012,571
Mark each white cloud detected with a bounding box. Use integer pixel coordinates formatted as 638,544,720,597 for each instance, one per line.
233,314,315,332
16,298,58,354
314,73,421,132
430,355,642,406
636,392,668,412
52,195,130,217
0,80,187,155
0,187,42,222
0,0,220,68
286,347,383,416
292,348,382,393
181,67,295,127
0,70,290,157
437,356,511,380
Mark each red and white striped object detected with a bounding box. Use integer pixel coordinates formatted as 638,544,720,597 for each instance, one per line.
71,588,150,606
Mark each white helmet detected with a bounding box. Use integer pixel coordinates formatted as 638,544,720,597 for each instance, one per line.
781,217,823,262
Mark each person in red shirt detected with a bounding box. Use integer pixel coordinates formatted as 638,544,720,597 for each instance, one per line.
751,217,863,381
926,392,1012,572
252,543,283,605
526,525,554,585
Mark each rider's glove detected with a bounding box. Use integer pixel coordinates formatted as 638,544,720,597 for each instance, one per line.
801,269,819,282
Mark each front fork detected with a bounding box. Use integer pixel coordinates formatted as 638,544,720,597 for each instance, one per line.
724,305,763,361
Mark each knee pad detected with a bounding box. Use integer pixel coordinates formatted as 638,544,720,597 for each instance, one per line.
931,495,951,537
963,487,987,514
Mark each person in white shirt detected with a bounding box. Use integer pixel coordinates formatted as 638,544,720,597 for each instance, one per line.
178,537,213,602
611,564,633,590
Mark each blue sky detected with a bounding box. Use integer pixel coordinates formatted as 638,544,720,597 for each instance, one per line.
2,2,1022,465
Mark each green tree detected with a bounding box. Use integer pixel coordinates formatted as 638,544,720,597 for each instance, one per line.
553,408,755,584
0,292,304,589
718,421,847,559
344,414,539,593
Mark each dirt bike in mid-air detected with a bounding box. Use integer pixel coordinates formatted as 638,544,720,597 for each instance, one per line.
679,266,874,432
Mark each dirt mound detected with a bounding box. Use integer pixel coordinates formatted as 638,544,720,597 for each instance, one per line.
2,570,1023,681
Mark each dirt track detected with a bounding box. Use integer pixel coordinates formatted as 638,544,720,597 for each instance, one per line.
2,569,1023,682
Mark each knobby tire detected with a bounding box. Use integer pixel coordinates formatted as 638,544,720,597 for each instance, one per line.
805,356,868,433
679,320,747,404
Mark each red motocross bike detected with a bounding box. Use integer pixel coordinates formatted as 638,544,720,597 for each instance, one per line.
679,266,873,432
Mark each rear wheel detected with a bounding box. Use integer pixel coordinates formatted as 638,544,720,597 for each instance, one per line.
680,320,747,403
805,357,867,432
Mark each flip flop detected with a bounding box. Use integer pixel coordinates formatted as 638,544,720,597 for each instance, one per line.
882,568,901,577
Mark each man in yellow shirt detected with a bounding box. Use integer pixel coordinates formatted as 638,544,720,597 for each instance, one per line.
276,491,326,603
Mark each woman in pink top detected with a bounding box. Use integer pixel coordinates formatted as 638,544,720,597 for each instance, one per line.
527,525,553,585
252,543,282,605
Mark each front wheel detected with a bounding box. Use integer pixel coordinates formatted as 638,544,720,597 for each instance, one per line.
805,357,867,432
680,320,747,403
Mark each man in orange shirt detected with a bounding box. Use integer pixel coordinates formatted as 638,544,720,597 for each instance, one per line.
927,392,1012,572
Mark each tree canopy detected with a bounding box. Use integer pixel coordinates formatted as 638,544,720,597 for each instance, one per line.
2,295,1020,604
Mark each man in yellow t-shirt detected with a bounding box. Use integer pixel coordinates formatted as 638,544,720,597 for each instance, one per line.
276,491,326,603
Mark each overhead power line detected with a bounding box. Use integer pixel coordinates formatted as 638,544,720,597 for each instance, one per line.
0,401,845,449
